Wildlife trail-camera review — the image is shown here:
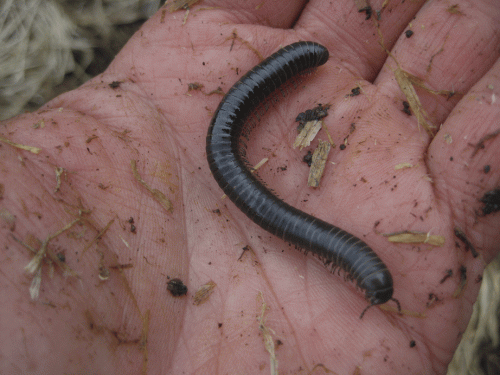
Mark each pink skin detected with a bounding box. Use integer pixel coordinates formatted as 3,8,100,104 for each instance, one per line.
1,0,499,373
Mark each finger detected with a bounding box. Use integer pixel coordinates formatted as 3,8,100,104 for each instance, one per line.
429,56,500,264
376,0,500,131
108,0,311,86
295,0,427,80
137,0,309,47
202,0,308,29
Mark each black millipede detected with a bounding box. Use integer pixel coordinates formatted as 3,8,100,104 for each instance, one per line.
206,41,399,318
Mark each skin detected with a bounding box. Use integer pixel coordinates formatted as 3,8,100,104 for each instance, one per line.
1,0,499,373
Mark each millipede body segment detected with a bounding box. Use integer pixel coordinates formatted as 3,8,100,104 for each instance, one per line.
206,41,396,317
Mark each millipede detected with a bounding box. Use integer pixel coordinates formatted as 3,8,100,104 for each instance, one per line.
206,41,399,318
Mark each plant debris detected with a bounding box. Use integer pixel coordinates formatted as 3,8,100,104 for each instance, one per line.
0,135,41,154
480,188,500,216
258,292,278,375
471,129,500,157
307,140,331,188
293,104,330,150
12,219,80,299
384,230,445,246
167,278,188,297
355,0,372,19
193,280,217,305
454,226,479,258
131,159,173,213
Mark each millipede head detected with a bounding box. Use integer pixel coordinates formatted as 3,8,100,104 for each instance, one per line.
358,276,394,319
359,287,393,318
359,294,401,319
366,285,393,306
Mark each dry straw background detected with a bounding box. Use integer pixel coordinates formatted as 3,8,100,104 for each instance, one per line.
0,1,498,374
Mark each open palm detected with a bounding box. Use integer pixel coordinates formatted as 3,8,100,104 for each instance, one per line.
1,1,499,374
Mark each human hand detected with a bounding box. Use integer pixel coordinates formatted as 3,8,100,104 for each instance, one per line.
1,1,499,374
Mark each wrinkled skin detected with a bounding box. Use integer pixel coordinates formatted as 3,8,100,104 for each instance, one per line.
1,1,499,374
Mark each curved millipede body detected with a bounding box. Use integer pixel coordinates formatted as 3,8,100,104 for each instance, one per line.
206,41,398,318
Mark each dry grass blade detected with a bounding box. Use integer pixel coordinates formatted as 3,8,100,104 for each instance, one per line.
394,69,435,135
131,159,173,213
0,135,41,154
383,230,445,246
